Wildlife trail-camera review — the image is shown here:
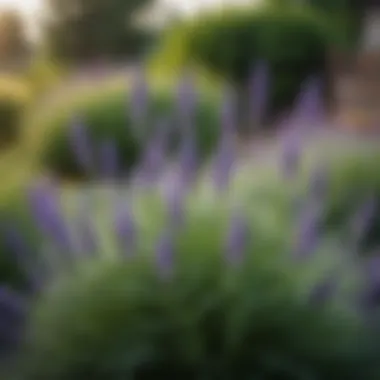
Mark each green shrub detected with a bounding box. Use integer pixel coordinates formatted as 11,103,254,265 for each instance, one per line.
14,181,379,380
320,148,380,254
155,5,336,121
34,85,220,180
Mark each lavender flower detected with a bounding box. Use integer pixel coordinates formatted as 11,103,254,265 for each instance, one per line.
212,136,235,192
220,86,237,135
293,77,324,126
129,66,148,136
138,130,167,186
177,71,197,129
249,61,270,125
98,139,119,179
178,133,198,187
69,116,93,174
225,209,250,266
113,202,136,257
280,131,302,179
164,179,186,228
27,180,72,251
155,230,175,279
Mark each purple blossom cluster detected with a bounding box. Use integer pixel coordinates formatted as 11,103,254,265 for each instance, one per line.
0,64,379,362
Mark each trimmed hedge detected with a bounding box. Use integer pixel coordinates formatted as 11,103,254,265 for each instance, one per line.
33,85,220,180
154,5,337,120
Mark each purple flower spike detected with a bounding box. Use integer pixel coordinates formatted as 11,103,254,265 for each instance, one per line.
114,203,136,257
98,139,118,179
293,206,321,259
178,134,198,186
220,86,237,135
155,230,175,280
350,197,377,243
225,209,250,266
27,179,58,227
130,66,148,133
27,180,72,251
280,132,302,179
165,180,186,228
177,71,197,128
249,61,269,125
69,116,94,174
138,132,166,185
212,137,235,192
293,77,324,126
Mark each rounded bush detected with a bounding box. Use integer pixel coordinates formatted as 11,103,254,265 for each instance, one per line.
33,85,220,180
155,5,335,119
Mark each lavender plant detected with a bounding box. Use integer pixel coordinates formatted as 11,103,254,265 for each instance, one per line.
13,179,377,380
1,67,380,380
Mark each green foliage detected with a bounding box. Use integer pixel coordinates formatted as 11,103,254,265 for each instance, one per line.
16,189,377,380
270,0,361,49
35,85,219,180
44,0,156,63
155,6,335,116
320,149,380,254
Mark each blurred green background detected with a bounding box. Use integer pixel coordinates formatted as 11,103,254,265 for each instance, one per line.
0,0,379,378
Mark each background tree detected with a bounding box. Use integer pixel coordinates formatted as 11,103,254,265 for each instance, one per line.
43,0,156,64
0,10,30,69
